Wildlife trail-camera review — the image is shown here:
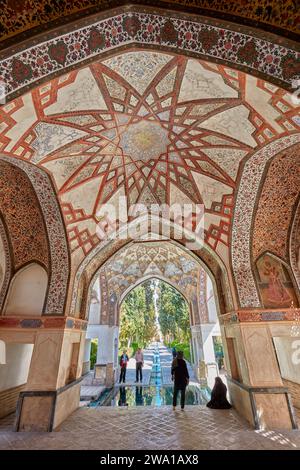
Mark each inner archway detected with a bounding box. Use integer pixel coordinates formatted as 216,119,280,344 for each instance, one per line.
82,273,224,407
81,238,226,392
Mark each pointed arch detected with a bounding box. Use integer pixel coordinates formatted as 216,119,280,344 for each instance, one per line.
0,155,70,314
231,134,300,308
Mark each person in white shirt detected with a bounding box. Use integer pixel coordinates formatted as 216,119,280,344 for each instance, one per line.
135,348,144,383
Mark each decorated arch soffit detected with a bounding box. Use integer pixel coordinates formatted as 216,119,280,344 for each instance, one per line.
0,160,50,271
89,240,212,325
231,135,300,308
252,143,300,292
1,8,299,100
0,1,299,46
0,156,70,314
290,197,300,290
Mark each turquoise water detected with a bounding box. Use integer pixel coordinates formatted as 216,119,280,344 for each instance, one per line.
89,344,210,408
149,347,162,386
89,385,209,407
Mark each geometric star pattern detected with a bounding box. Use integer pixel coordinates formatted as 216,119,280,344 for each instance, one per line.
1,51,299,261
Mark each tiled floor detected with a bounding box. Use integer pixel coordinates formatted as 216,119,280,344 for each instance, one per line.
2,344,299,450
1,406,300,450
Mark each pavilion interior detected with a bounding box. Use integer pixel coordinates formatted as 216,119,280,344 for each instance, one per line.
0,1,299,447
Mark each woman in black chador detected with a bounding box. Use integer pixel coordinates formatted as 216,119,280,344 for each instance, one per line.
206,377,232,409
171,351,189,410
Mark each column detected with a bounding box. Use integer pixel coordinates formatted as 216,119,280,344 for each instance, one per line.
190,325,205,383
16,324,86,432
223,311,297,430
82,338,91,375
94,325,119,386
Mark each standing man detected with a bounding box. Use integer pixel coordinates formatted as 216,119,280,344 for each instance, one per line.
119,350,129,383
171,350,189,411
135,347,144,383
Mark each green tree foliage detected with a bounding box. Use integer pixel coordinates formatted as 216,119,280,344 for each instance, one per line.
119,280,157,351
157,281,190,345
90,338,98,370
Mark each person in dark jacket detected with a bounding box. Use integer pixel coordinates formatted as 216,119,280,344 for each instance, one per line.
171,350,189,410
206,377,232,409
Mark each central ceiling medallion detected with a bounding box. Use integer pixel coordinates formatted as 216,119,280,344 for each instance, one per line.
120,120,170,161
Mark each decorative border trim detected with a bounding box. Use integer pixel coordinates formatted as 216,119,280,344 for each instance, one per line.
0,316,87,330
290,197,300,290
0,1,298,51
0,156,70,315
220,308,300,324
231,135,300,308
0,8,299,100
0,216,12,311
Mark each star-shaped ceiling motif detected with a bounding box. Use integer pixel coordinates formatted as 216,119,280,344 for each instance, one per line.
1,51,299,258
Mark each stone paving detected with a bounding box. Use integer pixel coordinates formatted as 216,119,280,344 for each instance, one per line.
1,343,299,450
1,406,300,450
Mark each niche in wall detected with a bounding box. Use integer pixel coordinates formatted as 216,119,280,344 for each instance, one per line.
3,263,48,316
226,337,241,382
68,343,80,383
0,343,34,418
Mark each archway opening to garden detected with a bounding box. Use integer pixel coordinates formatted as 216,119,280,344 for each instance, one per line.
81,271,226,407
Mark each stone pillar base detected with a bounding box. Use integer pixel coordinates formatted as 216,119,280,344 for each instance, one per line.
94,363,114,387
227,376,298,430
15,378,82,432
82,360,90,376
198,360,208,386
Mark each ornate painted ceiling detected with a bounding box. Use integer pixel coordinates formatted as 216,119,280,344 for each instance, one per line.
0,0,298,46
1,50,299,268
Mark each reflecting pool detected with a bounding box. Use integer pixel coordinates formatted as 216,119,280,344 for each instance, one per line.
89,385,210,408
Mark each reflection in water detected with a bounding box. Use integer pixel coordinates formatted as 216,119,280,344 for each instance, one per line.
118,386,128,407
90,385,208,407
150,345,162,386
135,386,144,406
89,343,210,408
